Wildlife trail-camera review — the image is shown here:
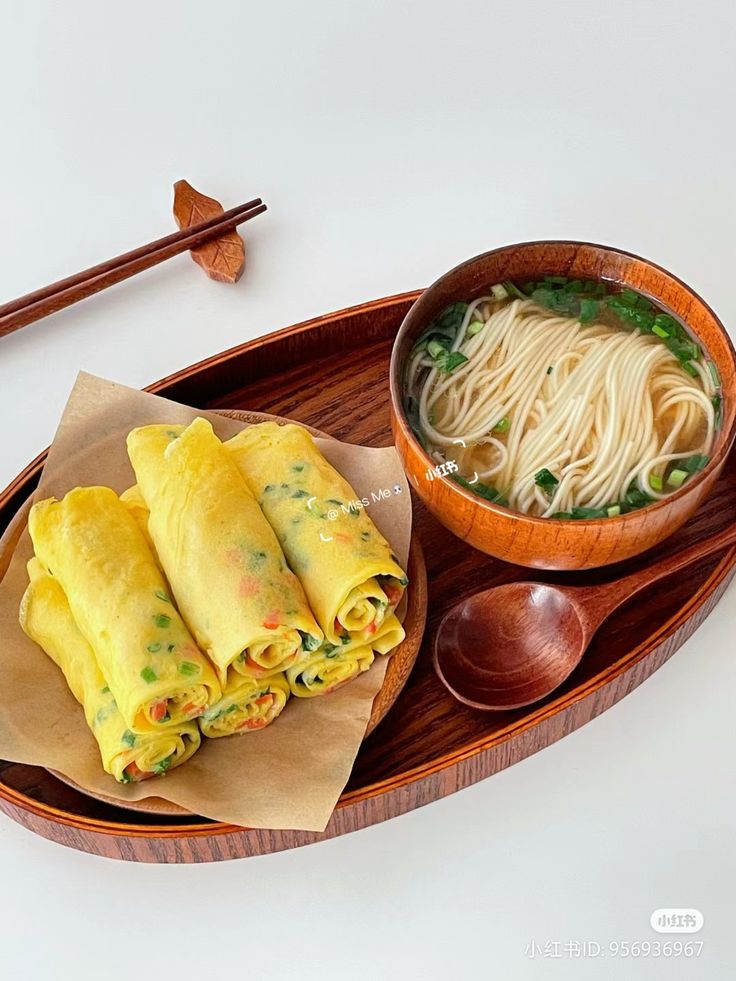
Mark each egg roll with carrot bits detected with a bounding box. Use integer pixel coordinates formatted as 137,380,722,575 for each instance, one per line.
28,487,220,732
226,423,409,646
286,612,405,697
126,418,323,685
20,558,201,782
287,644,374,697
200,672,291,738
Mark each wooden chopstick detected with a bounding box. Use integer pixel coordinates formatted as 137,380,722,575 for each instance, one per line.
0,197,262,320
0,199,267,338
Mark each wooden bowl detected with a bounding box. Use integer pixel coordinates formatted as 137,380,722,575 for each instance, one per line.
389,241,736,570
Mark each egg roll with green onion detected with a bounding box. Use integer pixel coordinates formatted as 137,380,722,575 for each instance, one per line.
366,612,405,655
126,418,323,685
19,558,201,783
226,422,409,646
286,613,405,697
287,644,374,697
28,486,220,732
200,672,291,738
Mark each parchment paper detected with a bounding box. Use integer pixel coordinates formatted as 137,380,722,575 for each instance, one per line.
0,372,412,832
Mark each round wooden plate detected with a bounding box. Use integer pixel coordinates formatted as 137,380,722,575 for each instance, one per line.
0,290,734,862
0,408,426,818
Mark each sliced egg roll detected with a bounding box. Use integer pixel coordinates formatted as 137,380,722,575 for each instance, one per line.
19,558,201,783
365,611,406,655
126,418,323,685
286,613,405,697
287,644,374,697
200,672,290,738
28,486,220,732
226,423,409,645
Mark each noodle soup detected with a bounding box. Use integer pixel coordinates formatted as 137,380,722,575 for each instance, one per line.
404,277,722,520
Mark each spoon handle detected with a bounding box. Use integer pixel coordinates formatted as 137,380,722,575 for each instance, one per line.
579,520,736,626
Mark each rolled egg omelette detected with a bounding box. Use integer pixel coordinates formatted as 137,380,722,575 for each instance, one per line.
287,644,374,697
28,486,220,732
19,558,201,782
226,422,409,646
119,484,156,553
286,613,405,697
120,482,405,707
124,482,304,718
200,671,291,738
126,418,323,685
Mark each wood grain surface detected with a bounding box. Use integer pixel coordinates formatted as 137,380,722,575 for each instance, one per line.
0,290,734,862
173,180,245,283
433,520,736,711
0,200,264,338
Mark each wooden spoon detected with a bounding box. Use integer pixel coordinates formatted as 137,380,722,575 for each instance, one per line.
433,522,736,711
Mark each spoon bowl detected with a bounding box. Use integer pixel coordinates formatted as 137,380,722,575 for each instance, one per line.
433,583,587,710
433,519,736,711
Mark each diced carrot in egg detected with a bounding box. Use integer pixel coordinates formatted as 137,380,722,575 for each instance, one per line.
150,699,168,722
236,718,267,730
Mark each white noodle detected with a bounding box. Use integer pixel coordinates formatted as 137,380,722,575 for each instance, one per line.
407,298,716,516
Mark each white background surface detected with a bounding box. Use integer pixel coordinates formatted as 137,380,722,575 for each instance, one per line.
1,2,734,978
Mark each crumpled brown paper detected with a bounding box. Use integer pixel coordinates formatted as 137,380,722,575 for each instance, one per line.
0,373,411,832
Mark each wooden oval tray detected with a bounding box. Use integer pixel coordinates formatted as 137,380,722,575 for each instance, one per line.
1,290,735,862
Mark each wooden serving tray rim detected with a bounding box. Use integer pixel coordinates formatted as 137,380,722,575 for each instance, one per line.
0,290,425,516
0,289,733,842
2,541,732,840
147,289,424,396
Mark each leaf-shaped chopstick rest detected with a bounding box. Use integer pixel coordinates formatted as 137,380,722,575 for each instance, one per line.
173,180,246,283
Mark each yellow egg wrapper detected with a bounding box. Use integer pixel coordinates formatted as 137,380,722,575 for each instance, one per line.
120,484,157,553
226,423,409,645
126,418,323,685
287,613,405,697
200,672,291,739
287,645,375,698
28,486,220,732
19,559,201,783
